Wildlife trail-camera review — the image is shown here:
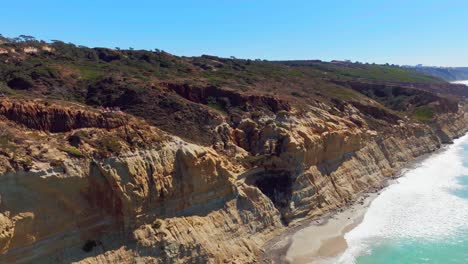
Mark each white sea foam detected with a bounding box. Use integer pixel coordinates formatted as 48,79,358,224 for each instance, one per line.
326,135,468,264
451,80,468,85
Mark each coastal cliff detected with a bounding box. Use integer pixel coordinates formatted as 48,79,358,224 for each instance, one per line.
0,98,466,263
0,41,467,263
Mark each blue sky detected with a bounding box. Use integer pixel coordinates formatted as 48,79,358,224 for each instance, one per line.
2,0,468,66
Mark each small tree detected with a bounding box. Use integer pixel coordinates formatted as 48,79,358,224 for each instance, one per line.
19,35,36,42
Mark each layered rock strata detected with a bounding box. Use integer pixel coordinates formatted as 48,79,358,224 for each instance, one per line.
0,99,466,264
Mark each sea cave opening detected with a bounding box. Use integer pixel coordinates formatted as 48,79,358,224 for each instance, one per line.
246,170,293,222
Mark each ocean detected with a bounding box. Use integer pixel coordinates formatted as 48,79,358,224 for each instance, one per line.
325,134,468,264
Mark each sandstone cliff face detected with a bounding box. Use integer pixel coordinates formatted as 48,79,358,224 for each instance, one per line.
0,137,282,263
0,98,467,264
0,99,127,132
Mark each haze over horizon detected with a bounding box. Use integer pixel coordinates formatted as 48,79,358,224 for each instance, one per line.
2,0,468,67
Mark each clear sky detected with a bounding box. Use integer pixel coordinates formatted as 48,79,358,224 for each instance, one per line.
2,0,468,66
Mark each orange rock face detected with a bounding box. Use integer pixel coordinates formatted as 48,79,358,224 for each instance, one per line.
0,97,467,263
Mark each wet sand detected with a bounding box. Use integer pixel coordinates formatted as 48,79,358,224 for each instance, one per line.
259,192,378,264
285,193,376,263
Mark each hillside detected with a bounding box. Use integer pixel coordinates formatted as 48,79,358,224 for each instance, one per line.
0,41,466,143
411,66,468,81
0,39,467,263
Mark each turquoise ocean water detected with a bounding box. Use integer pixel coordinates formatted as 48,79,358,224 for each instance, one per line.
320,134,468,264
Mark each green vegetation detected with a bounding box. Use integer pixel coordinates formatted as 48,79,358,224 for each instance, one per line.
73,130,90,140
98,137,122,153
0,82,15,95
0,38,445,106
0,35,458,144
152,219,162,229
413,66,468,82
0,133,16,152
278,61,443,84
206,96,228,114
413,106,434,121
69,64,105,80
290,91,301,97
318,84,364,101
59,146,85,158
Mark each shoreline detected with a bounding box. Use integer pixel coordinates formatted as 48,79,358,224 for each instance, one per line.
259,191,379,264
285,192,376,264
260,143,453,264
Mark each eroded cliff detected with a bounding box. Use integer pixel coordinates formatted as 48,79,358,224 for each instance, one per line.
0,41,467,263
0,95,466,264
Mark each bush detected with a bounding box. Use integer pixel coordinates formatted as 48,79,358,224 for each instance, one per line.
98,137,122,153
206,96,227,114
0,133,16,152
31,66,58,80
152,219,162,229
68,131,89,147
413,106,434,121
7,75,34,90
59,146,85,158
291,91,301,97
0,82,15,95
82,240,98,252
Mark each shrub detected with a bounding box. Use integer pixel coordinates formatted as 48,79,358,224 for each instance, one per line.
152,219,162,229
206,96,227,114
7,74,34,90
68,131,89,147
0,133,16,152
0,82,15,95
291,91,301,97
59,146,85,158
82,240,97,252
31,66,59,80
413,106,434,121
98,137,122,153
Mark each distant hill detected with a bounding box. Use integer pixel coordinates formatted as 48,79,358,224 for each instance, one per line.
410,66,468,82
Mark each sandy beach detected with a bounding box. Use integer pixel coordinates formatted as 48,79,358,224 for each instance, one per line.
284,193,376,264
259,191,379,264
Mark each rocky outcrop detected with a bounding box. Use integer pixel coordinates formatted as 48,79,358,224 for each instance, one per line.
0,99,126,132
0,139,282,263
164,83,291,113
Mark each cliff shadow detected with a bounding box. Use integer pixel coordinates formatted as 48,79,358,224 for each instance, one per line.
244,169,293,224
